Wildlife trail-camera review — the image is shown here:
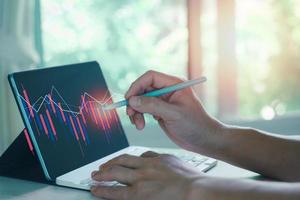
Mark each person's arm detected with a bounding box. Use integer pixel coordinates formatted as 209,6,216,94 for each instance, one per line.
90,71,300,199
212,126,300,182
188,176,300,200
90,152,300,200
124,70,300,181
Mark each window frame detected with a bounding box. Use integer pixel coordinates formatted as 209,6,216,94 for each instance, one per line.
186,0,300,126
187,0,238,118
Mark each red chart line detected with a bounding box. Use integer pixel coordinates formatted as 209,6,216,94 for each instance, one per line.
39,114,49,137
108,110,112,120
58,102,66,123
24,129,34,155
103,110,111,129
81,95,88,113
23,89,34,117
89,102,98,125
46,109,58,140
76,116,86,143
112,110,119,123
79,106,87,125
96,108,106,130
69,115,79,141
48,94,56,114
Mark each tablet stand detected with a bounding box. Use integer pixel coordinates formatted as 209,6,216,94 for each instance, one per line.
0,128,49,183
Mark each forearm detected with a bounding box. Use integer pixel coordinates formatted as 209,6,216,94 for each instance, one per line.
212,126,300,181
187,177,300,200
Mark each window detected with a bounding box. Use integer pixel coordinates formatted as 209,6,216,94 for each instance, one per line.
200,0,300,120
236,0,300,119
41,0,187,124
42,0,300,122
42,0,187,97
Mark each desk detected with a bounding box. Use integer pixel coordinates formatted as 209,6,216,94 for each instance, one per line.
0,160,258,200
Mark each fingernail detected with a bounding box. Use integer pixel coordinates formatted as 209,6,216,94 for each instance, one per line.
129,96,141,107
125,92,129,99
135,114,142,121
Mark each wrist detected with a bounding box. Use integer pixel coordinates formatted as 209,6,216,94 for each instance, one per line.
208,125,243,162
185,176,214,200
211,123,233,158
196,119,230,158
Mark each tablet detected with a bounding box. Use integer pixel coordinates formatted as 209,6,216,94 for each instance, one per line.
8,61,129,180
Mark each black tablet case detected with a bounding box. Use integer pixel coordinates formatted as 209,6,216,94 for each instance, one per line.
0,128,50,184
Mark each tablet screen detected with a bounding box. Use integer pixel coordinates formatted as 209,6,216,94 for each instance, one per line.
9,61,129,179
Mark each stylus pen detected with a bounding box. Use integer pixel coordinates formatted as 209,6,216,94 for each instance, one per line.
102,76,207,110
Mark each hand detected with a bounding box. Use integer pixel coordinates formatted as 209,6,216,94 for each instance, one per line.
91,151,204,200
91,152,300,200
125,70,224,155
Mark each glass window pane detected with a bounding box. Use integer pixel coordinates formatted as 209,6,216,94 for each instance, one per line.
41,0,187,124
201,0,300,120
236,0,300,119
41,0,187,96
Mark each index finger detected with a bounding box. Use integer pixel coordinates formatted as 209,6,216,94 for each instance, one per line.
101,154,145,170
125,70,183,99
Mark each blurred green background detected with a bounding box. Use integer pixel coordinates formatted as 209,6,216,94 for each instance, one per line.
41,0,300,121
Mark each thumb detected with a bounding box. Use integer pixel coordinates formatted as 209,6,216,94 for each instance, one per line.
128,96,177,119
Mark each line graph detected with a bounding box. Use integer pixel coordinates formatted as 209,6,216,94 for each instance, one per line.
19,85,124,157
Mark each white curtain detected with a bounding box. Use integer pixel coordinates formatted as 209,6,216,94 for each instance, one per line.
0,0,41,155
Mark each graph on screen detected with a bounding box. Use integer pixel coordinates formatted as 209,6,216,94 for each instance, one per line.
19,85,122,157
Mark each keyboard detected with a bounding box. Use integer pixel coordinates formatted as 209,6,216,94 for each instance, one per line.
80,147,217,187
153,148,217,172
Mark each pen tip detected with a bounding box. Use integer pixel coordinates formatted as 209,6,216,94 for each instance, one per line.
102,104,113,110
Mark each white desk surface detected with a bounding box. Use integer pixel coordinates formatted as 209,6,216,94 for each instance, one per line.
0,160,258,200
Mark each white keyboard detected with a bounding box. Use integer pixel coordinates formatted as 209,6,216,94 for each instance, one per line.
80,147,217,187
154,148,217,172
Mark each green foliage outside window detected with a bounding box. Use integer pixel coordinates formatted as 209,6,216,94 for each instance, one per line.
42,0,300,120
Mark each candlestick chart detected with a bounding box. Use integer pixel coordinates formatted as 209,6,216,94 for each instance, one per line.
19,85,124,157
10,62,131,178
